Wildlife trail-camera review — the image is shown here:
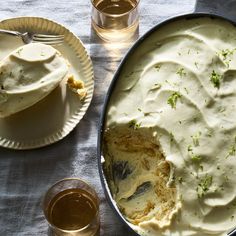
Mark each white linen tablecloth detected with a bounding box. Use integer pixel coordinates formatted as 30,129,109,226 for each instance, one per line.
2,0,235,235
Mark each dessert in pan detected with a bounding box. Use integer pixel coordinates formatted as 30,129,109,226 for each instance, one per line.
102,16,236,236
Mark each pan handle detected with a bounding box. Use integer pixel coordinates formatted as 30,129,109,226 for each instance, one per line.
194,0,236,22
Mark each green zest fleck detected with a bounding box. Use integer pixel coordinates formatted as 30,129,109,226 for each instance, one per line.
138,108,142,112
191,155,202,162
184,87,189,94
224,175,229,182
197,175,213,198
229,145,236,156
226,145,236,158
194,62,199,69
155,64,161,71
176,68,186,77
199,165,204,171
178,177,183,184
128,119,141,130
206,128,213,137
210,70,221,89
16,48,23,55
226,136,236,158
221,49,233,60
167,92,182,109
218,48,235,66
188,145,193,152
191,132,201,147
193,117,198,123
170,132,174,142
219,107,226,113
219,184,224,191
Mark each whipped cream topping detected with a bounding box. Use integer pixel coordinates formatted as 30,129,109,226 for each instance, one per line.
0,43,68,117
104,17,236,236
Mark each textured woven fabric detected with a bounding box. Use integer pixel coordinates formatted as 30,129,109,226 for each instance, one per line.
2,0,233,235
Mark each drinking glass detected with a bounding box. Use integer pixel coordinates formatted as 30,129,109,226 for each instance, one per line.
43,178,100,236
91,0,140,42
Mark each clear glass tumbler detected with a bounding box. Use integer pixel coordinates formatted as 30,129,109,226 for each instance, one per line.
91,0,140,42
43,178,100,236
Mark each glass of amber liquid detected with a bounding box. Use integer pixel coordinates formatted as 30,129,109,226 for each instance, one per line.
91,0,140,42
43,178,99,236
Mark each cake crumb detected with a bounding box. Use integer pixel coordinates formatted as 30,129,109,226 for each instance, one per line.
67,74,87,100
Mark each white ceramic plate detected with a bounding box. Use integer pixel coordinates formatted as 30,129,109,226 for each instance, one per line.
0,17,94,150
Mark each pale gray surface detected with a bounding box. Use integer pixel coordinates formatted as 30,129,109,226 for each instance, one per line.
1,0,232,235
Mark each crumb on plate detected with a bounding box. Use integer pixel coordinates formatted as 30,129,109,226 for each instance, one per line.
67,74,87,100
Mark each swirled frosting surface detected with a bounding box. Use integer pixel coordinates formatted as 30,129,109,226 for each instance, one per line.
104,17,236,236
